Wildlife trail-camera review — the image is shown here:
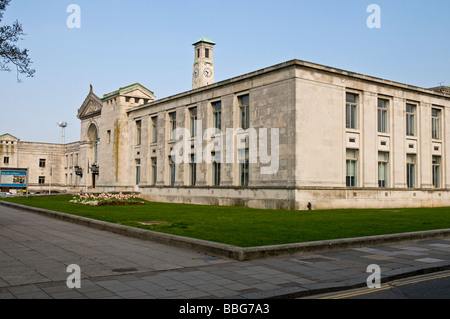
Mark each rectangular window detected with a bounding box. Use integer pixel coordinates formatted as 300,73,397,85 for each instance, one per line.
205,48,210,58
406,104,416,136
151,116,158,143
212,101,222,131
136,120,142,146
346,93,358,129
135,159,141,185
432,108,441,139
432,156,441,188
213,161,221,186
378,152,389,188
407,154,416,188
239,94,250,130
169,156,175,186
346,149,358,187
378,98,389,133
107,130,111,144
151,157,157,185
39,159,46,168
38,176,45,184
239,148,249,186
189,154,196,186
190,107,198,138
169,112,177,136
3,157,9,164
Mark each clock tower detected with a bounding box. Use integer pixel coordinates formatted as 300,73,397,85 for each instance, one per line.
192,37,216,90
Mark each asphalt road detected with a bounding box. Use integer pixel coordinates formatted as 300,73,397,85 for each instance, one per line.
311,270,450,299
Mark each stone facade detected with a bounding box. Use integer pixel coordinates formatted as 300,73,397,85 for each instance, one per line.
2,40,450,210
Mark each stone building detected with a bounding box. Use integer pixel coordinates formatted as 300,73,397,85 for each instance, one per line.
2,38,450,209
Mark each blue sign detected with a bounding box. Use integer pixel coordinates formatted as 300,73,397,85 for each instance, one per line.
0,170,27,188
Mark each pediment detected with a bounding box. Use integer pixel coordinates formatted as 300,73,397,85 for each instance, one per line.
77,85,103,119
0,133,19,142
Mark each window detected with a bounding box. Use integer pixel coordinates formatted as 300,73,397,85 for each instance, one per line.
346,149,358,187
239,94,250,130
197,48,200,58
39,159,46,168
38,176,45,184
169,156,175,186
107,130,111,144
189,154,196,186
239,148,249,186
213,152,221,186
151,116,158,143
136,120,142,146
378,98,389,133
346,93,358,129
378,152,389,188
212,101,222,131
169,112,177,135
432,108,441,139
190,107,198,138
135,159,141,185
151,157,157,185
432,156,441,188
205,48,210,58
406,104,416,136
3,157,9,164
407,154,416,188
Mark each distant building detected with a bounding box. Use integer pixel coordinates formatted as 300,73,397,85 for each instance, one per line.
2,38,450,209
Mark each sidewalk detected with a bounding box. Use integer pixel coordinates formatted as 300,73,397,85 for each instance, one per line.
1,201,450,299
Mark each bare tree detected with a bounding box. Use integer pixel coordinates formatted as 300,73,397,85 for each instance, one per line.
0,0,35,82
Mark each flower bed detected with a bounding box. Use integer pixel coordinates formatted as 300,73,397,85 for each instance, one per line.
69,193,145,206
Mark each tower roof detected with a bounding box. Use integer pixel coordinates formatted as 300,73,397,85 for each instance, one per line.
192,37,216,46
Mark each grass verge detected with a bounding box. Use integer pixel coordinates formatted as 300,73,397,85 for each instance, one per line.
1,195,450,247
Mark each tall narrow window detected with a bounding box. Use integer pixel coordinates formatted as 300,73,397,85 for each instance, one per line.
212,101,222,131
378,98,389,133
151,116,158,143
432,108,441,139
135,159,141,185
407,154,416,188
190,107,198,138
378,152,389,187
107,130,111,144
346,93,358,129
239,148,249,186
135,120,142,145
169,112,177,136
189,154,197,186
151,157,157,185
39,159,46,168
3,157,9,164
432,156,441,188
213,152,221,186
205,48,210,58
239,95,250,130
346,149,358,187
169,156,176,186
406,103,416,136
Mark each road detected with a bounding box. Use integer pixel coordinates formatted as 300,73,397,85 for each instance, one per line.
310,270,450,299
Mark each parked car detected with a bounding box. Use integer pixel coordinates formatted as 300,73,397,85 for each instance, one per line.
0,192,13,197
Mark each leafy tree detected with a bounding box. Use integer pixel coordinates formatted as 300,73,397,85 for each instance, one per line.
0,0,35,82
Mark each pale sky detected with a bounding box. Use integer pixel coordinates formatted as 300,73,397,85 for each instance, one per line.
1,0,449,143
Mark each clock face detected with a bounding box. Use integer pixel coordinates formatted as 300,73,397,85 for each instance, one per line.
204,67,213,78
193,68,199,78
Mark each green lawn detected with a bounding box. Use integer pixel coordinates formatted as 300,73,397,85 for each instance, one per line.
1,195,450,247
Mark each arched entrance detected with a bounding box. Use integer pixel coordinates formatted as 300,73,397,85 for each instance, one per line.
87,123,99,188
